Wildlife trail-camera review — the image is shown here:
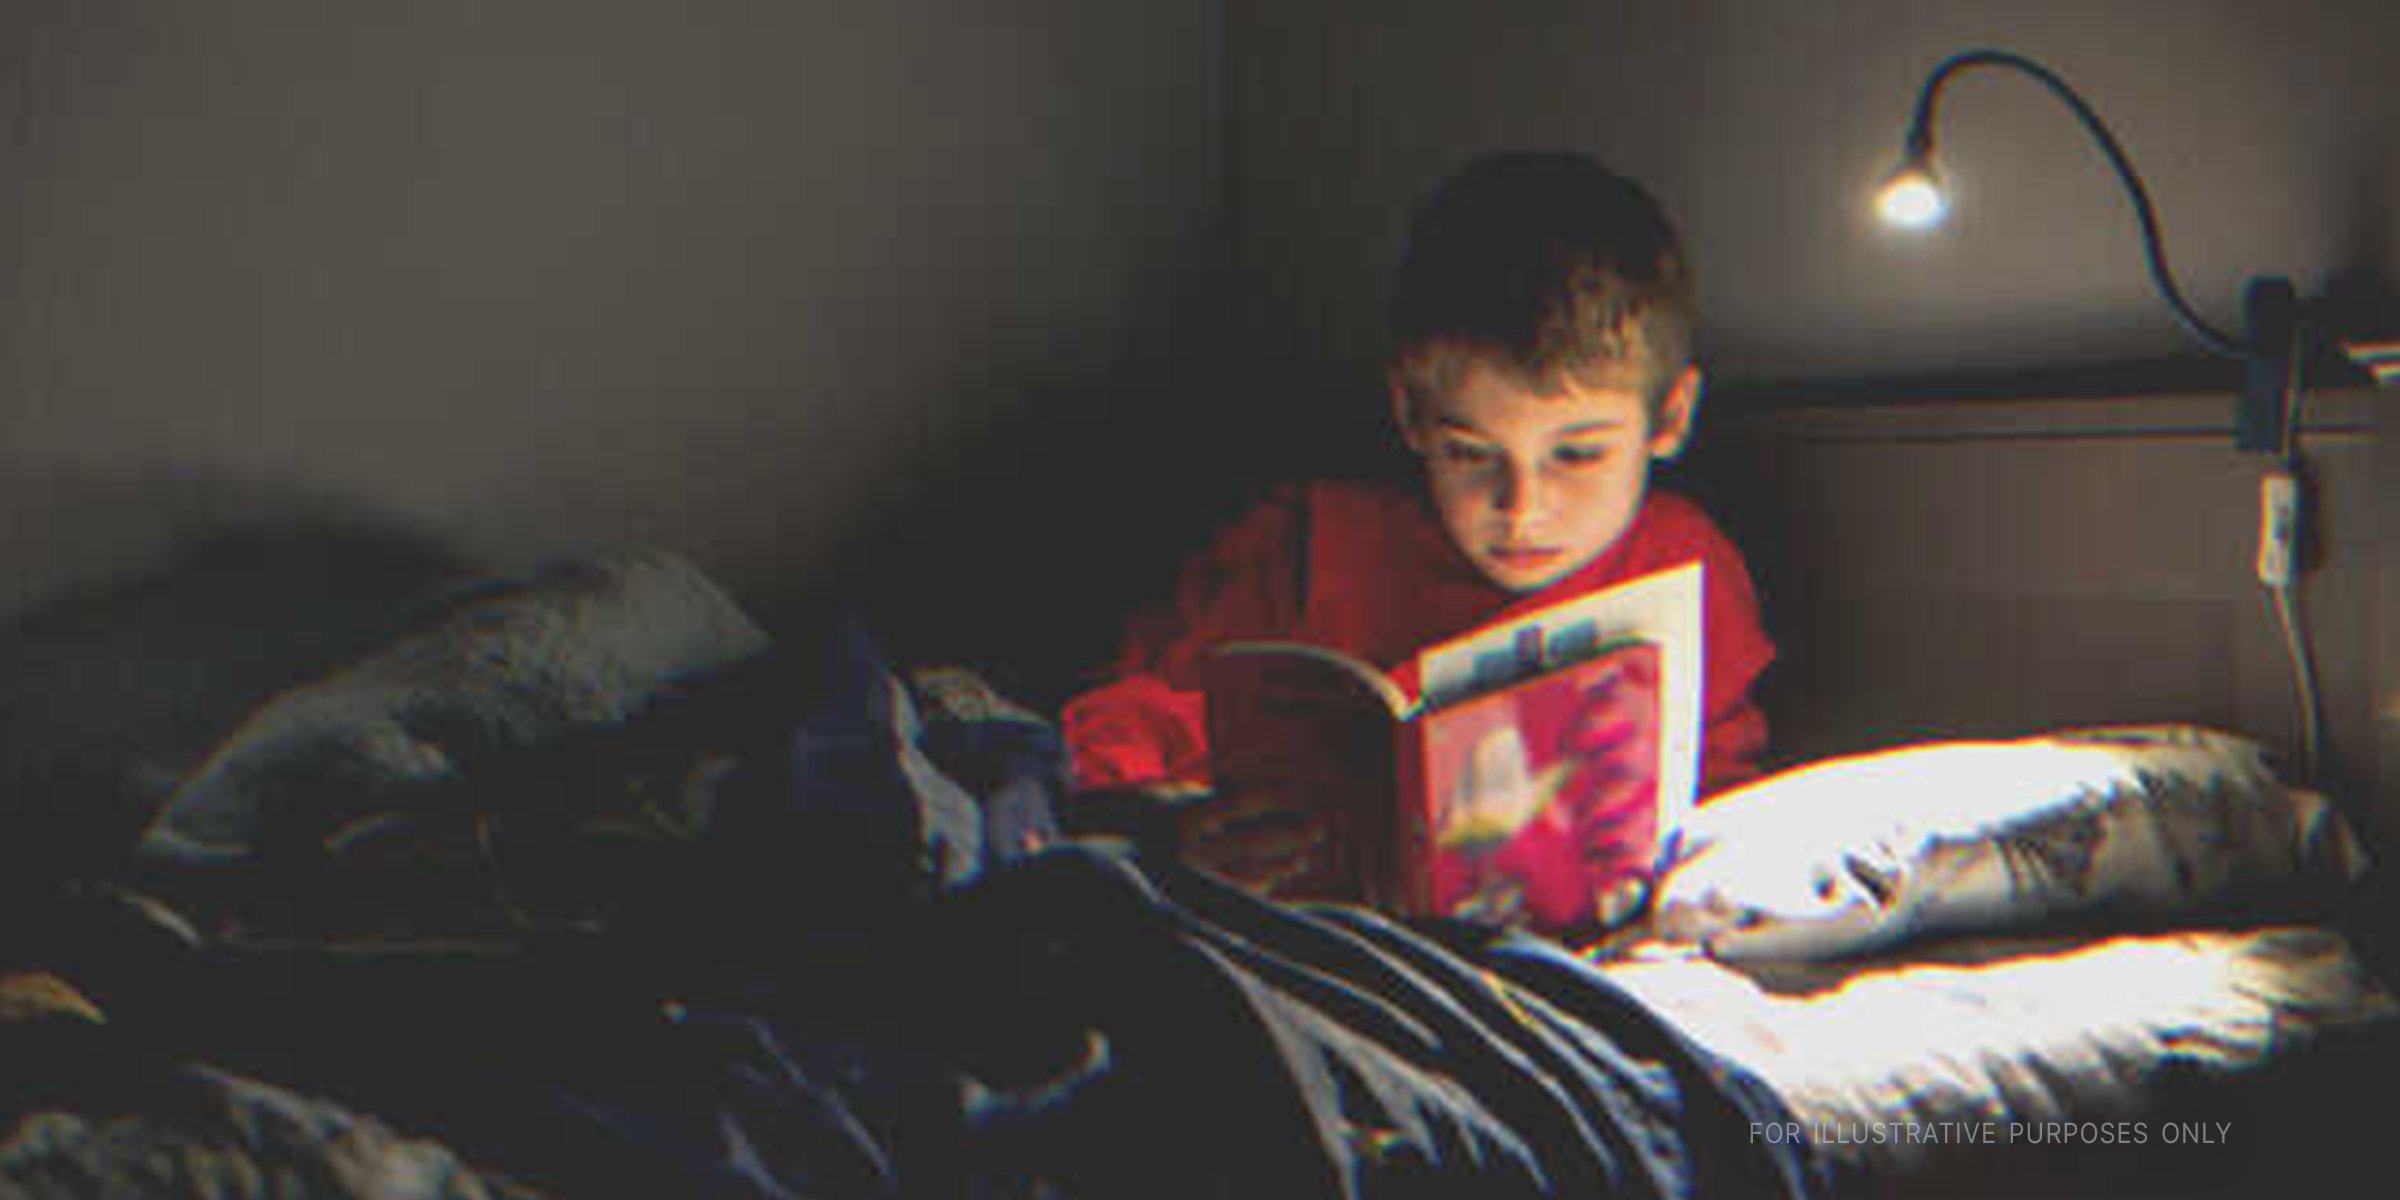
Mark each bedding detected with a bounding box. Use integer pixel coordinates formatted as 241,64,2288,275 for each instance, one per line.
1643,726,2369,961
0,525,476,891
0,1033,547,1200
1,542,2390,1199
141,543,771,862
1595,928,2396,1181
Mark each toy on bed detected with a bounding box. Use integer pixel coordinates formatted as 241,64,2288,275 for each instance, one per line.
0,543,2390,1199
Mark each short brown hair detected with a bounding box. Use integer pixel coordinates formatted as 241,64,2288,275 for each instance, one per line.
1388,151,1695,415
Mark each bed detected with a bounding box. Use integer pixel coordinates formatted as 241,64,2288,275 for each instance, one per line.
0,390,2392,1199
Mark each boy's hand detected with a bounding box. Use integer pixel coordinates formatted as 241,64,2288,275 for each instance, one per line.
1176,785,1335,898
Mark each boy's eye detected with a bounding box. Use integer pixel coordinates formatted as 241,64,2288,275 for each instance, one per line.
1439,440,1499,465
1552,443,1609,467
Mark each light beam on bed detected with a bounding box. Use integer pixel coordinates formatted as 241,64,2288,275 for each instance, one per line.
1597,927,2398,1175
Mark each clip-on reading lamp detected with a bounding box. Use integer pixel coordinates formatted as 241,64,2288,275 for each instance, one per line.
1872,47,2325,782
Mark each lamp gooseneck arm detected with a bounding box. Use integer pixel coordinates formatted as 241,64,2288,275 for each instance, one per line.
1908,47,2245,357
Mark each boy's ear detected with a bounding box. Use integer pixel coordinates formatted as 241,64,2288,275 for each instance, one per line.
1648,367,1703,461
1389,377,1429,453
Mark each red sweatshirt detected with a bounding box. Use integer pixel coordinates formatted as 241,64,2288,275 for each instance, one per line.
1064,479,1774,797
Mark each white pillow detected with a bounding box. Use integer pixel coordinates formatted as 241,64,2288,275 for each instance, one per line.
1648,725,2369,961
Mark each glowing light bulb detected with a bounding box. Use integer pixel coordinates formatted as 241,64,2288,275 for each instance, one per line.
1875,162,1947,229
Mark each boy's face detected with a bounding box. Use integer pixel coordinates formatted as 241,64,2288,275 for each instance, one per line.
1395,358,1698,593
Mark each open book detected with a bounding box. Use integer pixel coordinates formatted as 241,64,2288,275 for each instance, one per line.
1198,561,1703,933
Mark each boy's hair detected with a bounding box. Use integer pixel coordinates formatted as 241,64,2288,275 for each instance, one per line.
1388,151,1695,416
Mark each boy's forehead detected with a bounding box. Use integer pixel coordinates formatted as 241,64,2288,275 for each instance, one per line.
1401,342,1649,398
1417,358,1650,425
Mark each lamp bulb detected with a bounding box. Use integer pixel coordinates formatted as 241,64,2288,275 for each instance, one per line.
1875,164,1947,229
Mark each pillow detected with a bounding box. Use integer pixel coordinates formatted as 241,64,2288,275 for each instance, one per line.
1645,725,2369,961
0,524,476,885
139,543,769,864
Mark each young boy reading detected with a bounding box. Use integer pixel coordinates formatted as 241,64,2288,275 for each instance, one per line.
1062,151,1774,931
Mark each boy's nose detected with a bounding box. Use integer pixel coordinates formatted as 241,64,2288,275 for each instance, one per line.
1494,460,1541,518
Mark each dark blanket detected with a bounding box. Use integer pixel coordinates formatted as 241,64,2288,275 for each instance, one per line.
892,844,1830,1200
3,548,1826,1200
5,860,1823,1200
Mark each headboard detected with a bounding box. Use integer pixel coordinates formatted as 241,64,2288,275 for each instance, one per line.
1707,386,2391,867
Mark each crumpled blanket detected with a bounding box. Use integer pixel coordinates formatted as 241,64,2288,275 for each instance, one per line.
432,608,1819,1198
2,964,548,1199
1,1065,549,1200
913,846,1829,1199
1,555,1827,1198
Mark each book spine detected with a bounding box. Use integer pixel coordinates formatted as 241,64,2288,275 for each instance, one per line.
1391,720,1434,917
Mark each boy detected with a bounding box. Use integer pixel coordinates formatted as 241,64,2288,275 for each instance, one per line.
1062,151,1773,926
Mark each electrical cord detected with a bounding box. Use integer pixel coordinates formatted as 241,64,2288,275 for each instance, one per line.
2266,573,2322,784
2256,459,2324,785
2253,292,2323,785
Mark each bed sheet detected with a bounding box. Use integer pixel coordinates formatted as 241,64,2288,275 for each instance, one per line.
1597,927,2396,1184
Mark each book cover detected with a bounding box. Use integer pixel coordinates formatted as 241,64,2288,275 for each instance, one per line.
1418,639,1661,931
1199,561,1704,933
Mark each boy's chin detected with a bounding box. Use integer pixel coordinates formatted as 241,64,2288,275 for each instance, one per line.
1472,555,1580,594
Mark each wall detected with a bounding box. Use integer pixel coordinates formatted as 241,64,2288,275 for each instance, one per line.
0,0,1227,696
1714,391,2384,820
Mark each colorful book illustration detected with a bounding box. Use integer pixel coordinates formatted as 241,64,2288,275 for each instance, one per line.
1198,561,1704,934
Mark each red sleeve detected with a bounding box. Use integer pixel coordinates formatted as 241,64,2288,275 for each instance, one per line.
1694,520,1775,797
1061,487,1311,791
1060,673,1210,788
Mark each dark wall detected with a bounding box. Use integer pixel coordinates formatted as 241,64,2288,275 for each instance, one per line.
0,0,1229,701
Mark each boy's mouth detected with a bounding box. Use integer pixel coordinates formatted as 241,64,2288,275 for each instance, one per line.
1487,545,1564,572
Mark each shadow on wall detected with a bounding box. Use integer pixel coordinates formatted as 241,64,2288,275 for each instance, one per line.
808,445,1252,716
0,469,482,882
754,368,1278,715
